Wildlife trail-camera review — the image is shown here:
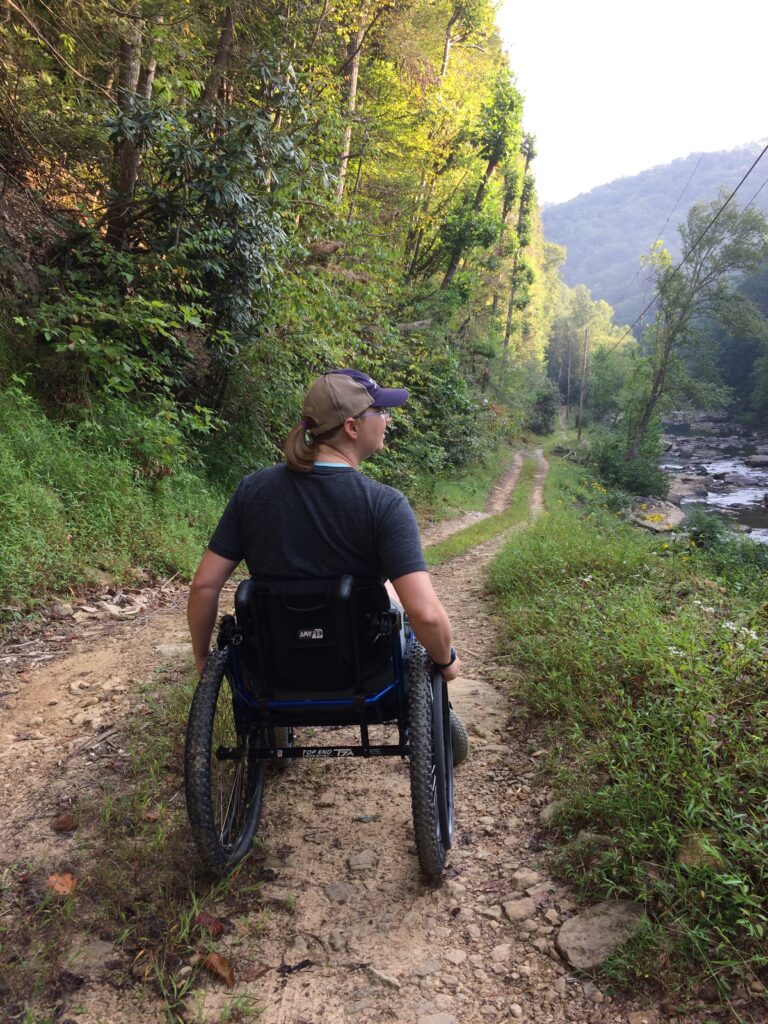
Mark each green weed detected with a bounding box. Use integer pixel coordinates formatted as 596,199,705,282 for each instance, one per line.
0,387,225,612
418,444,517,521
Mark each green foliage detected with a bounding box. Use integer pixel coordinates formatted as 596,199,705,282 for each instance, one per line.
679,508,727,550
525,381,558,434
0,0,563,607
542,143,768,329
582,423,669,496
489,459,768,992
423,444,516,519
0,386,224,608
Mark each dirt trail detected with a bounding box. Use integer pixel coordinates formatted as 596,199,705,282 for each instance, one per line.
0,451,666,1024
418,451,524,548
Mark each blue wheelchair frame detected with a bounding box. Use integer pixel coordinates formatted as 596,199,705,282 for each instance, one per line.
184,574,454,877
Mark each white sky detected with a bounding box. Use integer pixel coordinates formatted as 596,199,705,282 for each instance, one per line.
497,1,768,204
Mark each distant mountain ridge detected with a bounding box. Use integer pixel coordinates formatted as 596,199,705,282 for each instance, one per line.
541,142,768,328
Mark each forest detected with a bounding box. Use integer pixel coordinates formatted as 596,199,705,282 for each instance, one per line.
0,0,571,604
543,143,768,328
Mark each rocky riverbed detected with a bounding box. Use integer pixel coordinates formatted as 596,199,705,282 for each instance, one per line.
662,419,768,543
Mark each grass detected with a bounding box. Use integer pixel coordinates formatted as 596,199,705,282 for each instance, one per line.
0,387,226,616
425,455,537,566
0,660,284,1022
489,457,768,999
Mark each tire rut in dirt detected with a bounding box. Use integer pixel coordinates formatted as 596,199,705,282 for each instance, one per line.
184,648,266,874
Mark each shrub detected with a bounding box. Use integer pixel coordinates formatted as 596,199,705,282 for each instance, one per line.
585,423,669,496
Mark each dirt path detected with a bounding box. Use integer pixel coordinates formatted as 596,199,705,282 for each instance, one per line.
0,451,667,1024
418,451,524,548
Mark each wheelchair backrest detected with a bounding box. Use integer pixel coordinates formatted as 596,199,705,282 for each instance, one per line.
233,576,399,700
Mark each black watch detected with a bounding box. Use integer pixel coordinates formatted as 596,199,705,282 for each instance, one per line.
433,646,457,670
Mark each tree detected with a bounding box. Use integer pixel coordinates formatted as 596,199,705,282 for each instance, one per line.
626,194,768,460
440,68,521,288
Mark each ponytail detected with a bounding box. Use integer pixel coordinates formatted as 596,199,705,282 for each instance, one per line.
283,421,346,472
283,424,316,472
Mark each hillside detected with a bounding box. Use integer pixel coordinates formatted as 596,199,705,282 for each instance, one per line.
542,142,768,327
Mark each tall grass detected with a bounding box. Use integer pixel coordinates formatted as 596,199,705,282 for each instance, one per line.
420,443,517,521
0,387,225,608
490,459,768,995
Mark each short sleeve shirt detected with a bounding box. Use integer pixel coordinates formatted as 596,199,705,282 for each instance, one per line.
208,464,426,582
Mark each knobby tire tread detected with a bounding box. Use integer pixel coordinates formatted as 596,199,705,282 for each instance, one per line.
184,648,265,875
450,708,470,766
408,642,447,878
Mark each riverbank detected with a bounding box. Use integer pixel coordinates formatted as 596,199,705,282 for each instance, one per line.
662,419,768,543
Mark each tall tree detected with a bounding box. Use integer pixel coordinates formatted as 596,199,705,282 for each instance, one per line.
440,69,521,288
626,195,768,461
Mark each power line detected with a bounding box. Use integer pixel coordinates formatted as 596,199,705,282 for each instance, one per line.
605,141,768,353
742,172,768,213
610,153,706,314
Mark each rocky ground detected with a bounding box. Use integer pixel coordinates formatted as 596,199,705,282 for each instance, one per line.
0,450,739,1023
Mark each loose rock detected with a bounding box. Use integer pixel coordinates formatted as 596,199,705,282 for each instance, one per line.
347,849,379,874
510,868,541,890
503,897,536,922
556,900,647,970
324,880,356,903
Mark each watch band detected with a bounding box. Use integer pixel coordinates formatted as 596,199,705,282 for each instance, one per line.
433,646,457,670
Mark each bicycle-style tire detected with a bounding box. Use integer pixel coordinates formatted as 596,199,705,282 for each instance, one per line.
184,649,266,874
449,708,470,766
408,642,453,878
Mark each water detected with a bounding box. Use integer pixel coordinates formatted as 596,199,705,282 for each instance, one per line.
663,425,768,544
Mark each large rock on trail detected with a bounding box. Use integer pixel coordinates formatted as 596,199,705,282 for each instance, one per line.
555,900,647,970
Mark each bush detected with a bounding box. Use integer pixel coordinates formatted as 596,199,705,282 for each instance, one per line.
0,386,225,608
680,508,727,549
585,423,669,496
525,381,558,434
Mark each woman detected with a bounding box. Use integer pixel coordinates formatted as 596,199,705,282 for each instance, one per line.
187,369,461,682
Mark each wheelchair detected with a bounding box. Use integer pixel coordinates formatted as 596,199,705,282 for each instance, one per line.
184,575,463,879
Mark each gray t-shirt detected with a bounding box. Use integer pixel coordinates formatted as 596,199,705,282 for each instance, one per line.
208,464,427,582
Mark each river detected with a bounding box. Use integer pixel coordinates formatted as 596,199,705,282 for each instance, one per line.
662,420,768,544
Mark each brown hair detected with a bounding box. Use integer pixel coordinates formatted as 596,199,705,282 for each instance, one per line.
283,422,344,472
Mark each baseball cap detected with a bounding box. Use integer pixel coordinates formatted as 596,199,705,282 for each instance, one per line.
302,369,409,435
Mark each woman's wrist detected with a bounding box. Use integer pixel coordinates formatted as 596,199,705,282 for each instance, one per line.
432,646,457,670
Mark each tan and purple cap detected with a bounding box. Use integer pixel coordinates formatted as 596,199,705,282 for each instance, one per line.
301,369,409,435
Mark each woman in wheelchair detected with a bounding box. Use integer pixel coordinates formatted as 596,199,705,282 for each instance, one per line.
184,369,463,877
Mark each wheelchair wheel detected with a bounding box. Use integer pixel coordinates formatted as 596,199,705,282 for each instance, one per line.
408,642,454,878
450,708,470,766
185,649,266,875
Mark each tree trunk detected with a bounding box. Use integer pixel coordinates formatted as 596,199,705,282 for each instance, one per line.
565,338,572,422
439,11,460,85
491,172,517,314
503,250,521,349
336,27,364,202
201,7,235,106
105,25,142,249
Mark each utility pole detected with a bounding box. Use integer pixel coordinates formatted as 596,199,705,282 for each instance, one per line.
565,338,572,424
577,326,589,442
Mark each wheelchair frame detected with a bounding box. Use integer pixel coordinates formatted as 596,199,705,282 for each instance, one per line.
184,575,455,878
